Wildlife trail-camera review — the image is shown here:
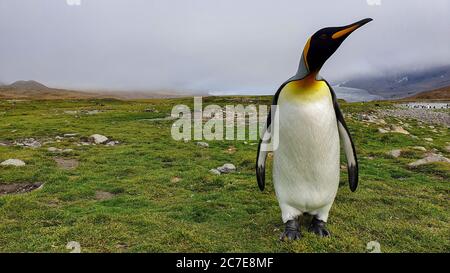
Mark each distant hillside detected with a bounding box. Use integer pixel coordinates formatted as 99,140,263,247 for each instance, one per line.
401,86,450,101
0,80,102,100
341,65,450,99
0,80,194,100
9,80,49,90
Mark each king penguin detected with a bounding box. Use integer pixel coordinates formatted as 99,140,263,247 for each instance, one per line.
256,18,372,240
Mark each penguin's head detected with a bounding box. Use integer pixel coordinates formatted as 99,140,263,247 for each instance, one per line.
303,18,373,73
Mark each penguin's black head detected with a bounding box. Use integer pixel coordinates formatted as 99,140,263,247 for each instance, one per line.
303,18,373,73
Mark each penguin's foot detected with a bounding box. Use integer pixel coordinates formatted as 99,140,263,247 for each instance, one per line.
309,217,330,237
279,219,301,241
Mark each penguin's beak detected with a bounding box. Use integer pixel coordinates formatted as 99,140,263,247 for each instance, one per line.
331,18,373,41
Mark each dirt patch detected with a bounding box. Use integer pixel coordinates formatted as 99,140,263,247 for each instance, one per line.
54,157,79,170
95,191,115,200
0,182,44,195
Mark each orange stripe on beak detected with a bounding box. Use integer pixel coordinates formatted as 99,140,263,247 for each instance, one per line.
332,24,360,39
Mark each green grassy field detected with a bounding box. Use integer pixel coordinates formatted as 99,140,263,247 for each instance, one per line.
0,97,448,252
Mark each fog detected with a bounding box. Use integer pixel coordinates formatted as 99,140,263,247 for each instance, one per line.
0,0,449,94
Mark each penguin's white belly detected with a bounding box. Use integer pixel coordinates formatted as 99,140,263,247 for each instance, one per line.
273,94,340,215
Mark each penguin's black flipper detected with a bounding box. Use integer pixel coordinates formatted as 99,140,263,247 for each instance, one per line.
256,112,270,191
325,81,359,192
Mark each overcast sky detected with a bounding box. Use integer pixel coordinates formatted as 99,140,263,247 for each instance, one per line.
0,0,449,93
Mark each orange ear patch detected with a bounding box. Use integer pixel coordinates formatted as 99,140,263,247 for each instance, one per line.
303,37,311,71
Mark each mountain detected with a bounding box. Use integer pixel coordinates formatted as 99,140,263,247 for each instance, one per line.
340,65,450,99
401,86,450,101
8,80,49,90
0,80,192,100
0,80,101,100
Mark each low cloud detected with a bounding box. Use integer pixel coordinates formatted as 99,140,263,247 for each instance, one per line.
0,0,449,94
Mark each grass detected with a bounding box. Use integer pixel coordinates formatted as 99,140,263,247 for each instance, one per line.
0,97,448,253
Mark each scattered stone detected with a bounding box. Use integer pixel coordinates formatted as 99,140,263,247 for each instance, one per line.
15,138,41,148
1,159,26,167
389,125,409,135
217,163,236,174
225,146,237,154
171,176,182,183
412,146,427,151
48,147,60,153
387,149,402,158
95,191,115,201
0,182,44,195
408,153,450,167
105,141,119,146
378,128,389,134
85,110,100,115
144,108,159,113
48,147,74,154
209,169,221,175
64,133,78,137
0,141,12,146
196,142,209,148
445,146,450,153
378,108,450,127
88,134,108,144
54,158,79,170
424,138,433,142
64,110,78,115
66,241,81,253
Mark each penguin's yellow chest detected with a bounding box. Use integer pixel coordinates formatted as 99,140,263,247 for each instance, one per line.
279,78,331,103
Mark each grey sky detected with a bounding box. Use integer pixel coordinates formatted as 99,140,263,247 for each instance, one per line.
0,0,449,93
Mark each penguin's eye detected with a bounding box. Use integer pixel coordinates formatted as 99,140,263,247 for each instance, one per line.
319,34,328,40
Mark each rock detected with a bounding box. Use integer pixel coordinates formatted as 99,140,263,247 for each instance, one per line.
387,149,402,158
424,138,433,142
377,119,387,125
171,176,182,183
95,191,115,201
64,110,78,115
209,169,221,175
408,153,450,167
55,136,64,140
217,163,236,174
54,158,79,170
1,159,26,167
15,138,41,148
389,125,409,135
105,141,119,146
64,133,78,137
48,147,73,153
0,182,44,195
412,146,427,151
196,142,209,148
47,147,60,153
378,128,389,134
88,134,108,144
226,146,236,154
0,141,12,146
445,146,450,153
